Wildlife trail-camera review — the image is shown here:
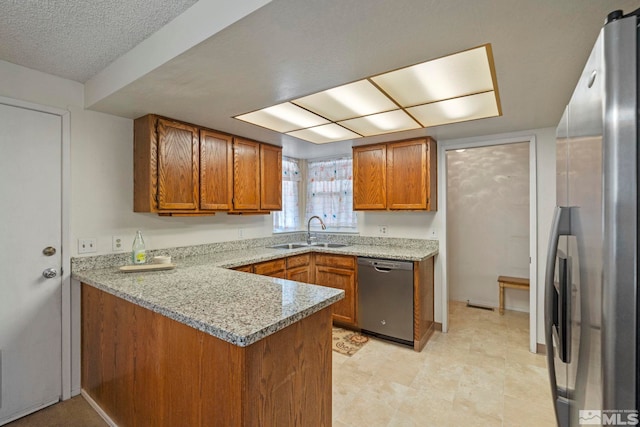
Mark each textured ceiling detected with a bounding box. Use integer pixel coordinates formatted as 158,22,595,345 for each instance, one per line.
0,0,197,82
1,0,639,158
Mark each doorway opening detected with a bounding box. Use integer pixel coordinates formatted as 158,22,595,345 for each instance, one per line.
438,136,538,353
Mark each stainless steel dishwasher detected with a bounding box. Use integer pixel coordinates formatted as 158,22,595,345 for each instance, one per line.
357,257,414,346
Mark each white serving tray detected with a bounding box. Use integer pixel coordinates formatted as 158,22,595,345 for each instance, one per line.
119,263,176,273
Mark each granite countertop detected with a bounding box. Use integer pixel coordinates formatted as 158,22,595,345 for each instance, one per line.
72,236,438,348
215,244,438,269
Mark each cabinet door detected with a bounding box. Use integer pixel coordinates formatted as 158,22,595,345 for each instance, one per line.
233,138,261,210
260,144,282,210
200,130,233,210
425,137,437,211
387,139,427,210
314,265,356,325
286,266,311,283
157,119,199,210
353,144,386,210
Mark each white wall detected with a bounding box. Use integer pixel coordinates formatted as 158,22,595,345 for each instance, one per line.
69,106,273,256
0,59,274,256
357,211,437,239
437,127,557,345
446,142,530,311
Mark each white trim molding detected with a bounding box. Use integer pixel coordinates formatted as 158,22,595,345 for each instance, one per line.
0,95,73,399
438,133,539,353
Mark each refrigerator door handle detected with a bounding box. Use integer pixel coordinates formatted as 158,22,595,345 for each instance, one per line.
545,206,572,426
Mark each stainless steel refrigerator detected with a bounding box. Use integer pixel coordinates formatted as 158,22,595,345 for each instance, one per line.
545,8,639,427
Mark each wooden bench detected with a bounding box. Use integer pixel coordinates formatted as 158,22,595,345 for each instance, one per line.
498,275,529,315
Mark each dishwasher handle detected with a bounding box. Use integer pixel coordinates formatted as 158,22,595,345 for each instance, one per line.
357,257,414,271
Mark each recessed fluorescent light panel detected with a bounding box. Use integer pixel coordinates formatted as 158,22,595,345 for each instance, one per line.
371,46,496,106
235,102,329,133
287,123,361,144
293,80,397,121
407,92,500,127
234,44,501,144
339,110,420,136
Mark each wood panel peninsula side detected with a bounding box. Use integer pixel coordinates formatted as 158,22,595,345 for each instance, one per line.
79,265,343,427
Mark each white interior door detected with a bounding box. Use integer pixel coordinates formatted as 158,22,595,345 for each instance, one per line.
0,103,62,425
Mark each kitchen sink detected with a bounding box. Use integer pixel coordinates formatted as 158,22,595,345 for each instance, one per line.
268,242,349,249
311,242,348,248
268,243,310,249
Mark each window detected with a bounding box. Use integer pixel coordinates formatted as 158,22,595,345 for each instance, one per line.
274,156,357,233
273,157,301,232
306,157,357,230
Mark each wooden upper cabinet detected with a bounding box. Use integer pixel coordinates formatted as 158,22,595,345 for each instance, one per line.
353,137,437,211
134,114,282,215
232,138,261,211
423,137,437,211
387,139,427,210
156,118,199,210
353,144,387,210
200,129,233,210
260,144,282,210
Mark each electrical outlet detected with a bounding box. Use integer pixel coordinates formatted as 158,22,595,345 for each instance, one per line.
78,238,97,254
238,228,244,239
378,225,388,235
429,229,438,239
112,236,125,252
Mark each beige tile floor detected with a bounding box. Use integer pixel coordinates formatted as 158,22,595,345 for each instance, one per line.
8,301,555,426
5,395,107,427
332,301,557,427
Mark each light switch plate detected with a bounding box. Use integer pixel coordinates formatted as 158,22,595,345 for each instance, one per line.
78,238,97,254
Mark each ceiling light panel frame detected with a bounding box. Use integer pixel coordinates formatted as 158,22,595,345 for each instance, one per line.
233,44,502,144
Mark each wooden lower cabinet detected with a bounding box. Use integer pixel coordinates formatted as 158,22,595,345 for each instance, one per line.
413,256,435,352
286,266,311,283
233,264,254,273
314,254,357,326
232,253,356,327
231,252,434,352
253,258,286,278
81,284,333,427
286,254,313,283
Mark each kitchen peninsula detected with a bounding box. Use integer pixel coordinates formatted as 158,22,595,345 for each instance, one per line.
72,235,437,426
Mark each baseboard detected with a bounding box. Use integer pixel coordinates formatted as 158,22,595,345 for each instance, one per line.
434,322,443,332
536,343,546,354
81,390,118,427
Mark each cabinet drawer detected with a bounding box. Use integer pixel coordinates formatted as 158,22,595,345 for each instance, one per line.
314,254,355,269
233,265,254,273
254,258,286,276
287,254,311,269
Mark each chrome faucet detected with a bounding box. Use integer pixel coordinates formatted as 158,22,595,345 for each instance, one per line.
307,215,326,244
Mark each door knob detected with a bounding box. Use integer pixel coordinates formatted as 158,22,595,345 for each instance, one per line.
42,268,57,279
